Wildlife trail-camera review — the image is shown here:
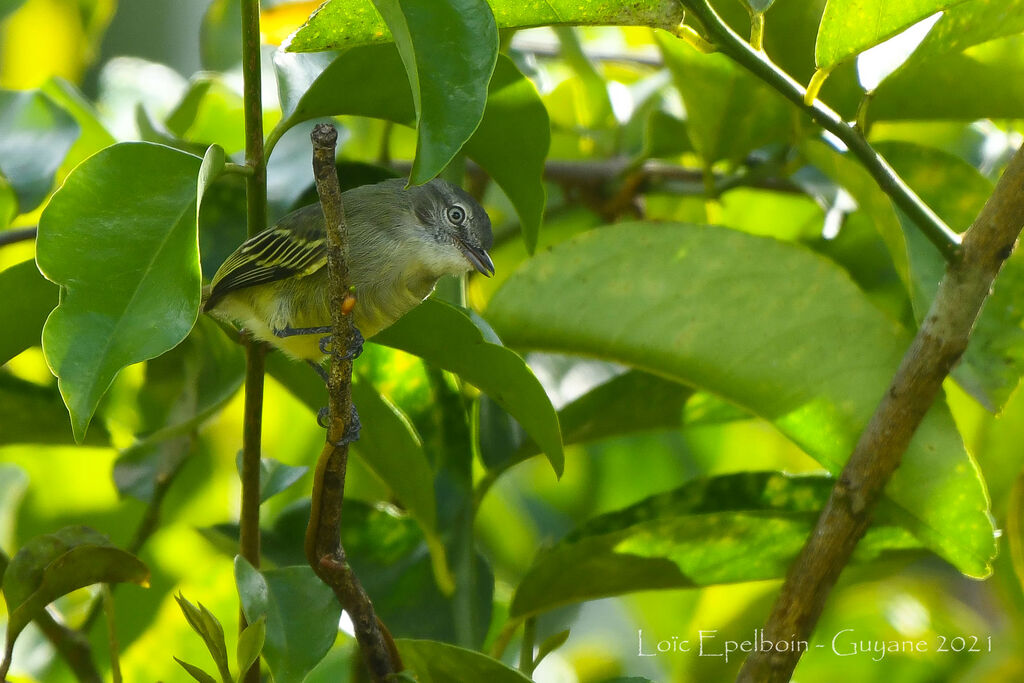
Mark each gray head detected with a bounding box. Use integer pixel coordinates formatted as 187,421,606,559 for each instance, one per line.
383,177,494,277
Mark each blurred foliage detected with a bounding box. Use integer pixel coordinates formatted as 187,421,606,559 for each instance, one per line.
2,1,1024,682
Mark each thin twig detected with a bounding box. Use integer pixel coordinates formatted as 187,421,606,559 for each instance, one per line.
737,145,1024,682
303,123,400,682
102,585,122,683
682,0,962,260
238,2,268,682
519,616,537,676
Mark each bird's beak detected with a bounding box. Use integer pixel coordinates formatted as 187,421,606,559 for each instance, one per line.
459,240,495,277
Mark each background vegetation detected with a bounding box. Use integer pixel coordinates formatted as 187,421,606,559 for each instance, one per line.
2,0,1024,681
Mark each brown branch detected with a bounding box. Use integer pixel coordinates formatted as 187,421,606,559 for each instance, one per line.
303,123,400,682
738,145,1024,682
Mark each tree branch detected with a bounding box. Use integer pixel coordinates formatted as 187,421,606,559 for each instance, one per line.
303,123,400,682
238,3,268,682
737,145,1024,682
681,0,962,260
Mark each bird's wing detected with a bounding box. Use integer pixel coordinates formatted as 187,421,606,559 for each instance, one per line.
206,207,326,307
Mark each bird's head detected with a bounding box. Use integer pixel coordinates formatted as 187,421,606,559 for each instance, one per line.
403,178,495,278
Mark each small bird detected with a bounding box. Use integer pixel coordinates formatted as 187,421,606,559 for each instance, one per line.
203,177,494,362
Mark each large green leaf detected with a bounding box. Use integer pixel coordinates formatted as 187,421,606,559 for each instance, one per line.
895,0,1024,63
37,143,203,441
0,89,79,213
283,0,685,53
0,260,58,365
272,50,547,249
814,0,966,71
510,473,919,617
1,526,149,668
369,0,497,183
486,223,994,576
397,639,533,683
234,557,340,683
872,34,1024,122
374,299,563,477
655,31,790,165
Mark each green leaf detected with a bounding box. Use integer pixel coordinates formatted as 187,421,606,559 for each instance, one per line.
1,526,149,666
368,0,497,183
37,142,204,442
234,557,341,683
461,57,549,253
273,50,546,248
283,0,685,53
655,31,790,165
201,0,243,71
374,299,563,477
0,260,58,365
874,141,1024,412
510,472,920,617
233,454,308,504
166,77,249,155
0,373,109,447
174,593,232,683
236,615,266,682
175,658,220,683
0,89,80,213
887,0,1024,63
39,77,117,175
486,222,995,576
872,34,1024,122
397,639,533,683
814,0,965,71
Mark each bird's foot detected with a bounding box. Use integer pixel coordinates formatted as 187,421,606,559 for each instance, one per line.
317,327,364,360
316,404,361,446
273,324,332,338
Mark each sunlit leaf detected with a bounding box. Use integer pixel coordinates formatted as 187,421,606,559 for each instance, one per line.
234,557,341,683
1,526,149,666
375,299,563,477
37,143,203,441
398,639,533,682
40,77,116,174
815,0,963,70
510,472,920,616
487,222,994,576
0,259,58,365
283,0,685,52
0,88,79,213
892,0,1024,63
174,658,219,683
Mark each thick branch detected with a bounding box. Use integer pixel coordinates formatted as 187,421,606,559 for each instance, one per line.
303,123,399,682
738,146,1024,682
682,0,962,260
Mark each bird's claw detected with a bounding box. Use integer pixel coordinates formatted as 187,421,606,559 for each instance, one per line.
318,327,364,360
317,404,361,446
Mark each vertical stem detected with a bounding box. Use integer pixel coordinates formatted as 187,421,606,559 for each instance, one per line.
102,585,122,683
239,3,267,683
519,616,537,675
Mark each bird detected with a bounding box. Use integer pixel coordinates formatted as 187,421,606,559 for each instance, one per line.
203,177,494,363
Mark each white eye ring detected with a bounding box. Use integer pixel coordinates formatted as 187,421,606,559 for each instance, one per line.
447,205,466,225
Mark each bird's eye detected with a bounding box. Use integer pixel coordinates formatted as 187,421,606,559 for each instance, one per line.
447,205,466,225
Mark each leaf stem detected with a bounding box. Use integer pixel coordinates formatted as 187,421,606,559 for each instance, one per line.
102,585,122,683
737,142,1024,682
681,0,962,261
239,2,267,683
519,616,537,675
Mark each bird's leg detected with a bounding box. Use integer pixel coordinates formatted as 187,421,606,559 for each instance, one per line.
306,360,361,446
274,324,333,338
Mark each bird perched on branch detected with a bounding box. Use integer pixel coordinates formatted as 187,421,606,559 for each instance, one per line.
203,177,494,362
